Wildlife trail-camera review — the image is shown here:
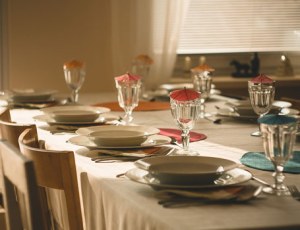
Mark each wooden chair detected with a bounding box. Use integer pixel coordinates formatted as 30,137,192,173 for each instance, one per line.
0,140,44,230
19,127,84,230
0,109,36,148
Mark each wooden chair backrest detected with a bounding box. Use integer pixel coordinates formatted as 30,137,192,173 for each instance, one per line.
0,140,44,230
18,128,83,230
0,109,36,148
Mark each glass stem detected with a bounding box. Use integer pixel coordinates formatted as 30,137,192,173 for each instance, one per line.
273,164,285,191
181,129,190,151
123,109,133,125
199,99,205,118
72,90,79,103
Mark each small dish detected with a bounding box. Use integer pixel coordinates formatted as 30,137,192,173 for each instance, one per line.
76,125,160,136
135,156,237,185
50,110,100,122
67,134,171,149
41,105,110,123
88,129,148,146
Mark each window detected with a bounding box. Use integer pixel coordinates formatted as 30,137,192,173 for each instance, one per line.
177,0,300,54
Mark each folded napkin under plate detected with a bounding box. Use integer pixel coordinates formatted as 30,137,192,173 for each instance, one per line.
76,146,176,163
240,151,300,173
156,185,262,208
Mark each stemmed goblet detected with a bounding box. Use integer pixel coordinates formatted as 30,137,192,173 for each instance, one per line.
115,73,141,125
169,88,201,155
63,60,86,104
191,64,214,118
259,114,298,196
131,54,153,99
248,74,275,136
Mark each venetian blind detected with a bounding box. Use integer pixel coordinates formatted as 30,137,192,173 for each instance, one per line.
177,0,300,54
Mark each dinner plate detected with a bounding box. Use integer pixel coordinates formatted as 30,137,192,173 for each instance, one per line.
76,125,160,136
33,113,118,125
134,156,238,185
9,89,57,103
217,107,299,120
41,105,110,122
125,167,252,189
67,134,171,149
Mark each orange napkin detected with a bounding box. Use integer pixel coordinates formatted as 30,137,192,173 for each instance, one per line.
93,101,170,111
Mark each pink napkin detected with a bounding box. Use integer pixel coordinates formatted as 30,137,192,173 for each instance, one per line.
159,128,207,143
250,74,274,83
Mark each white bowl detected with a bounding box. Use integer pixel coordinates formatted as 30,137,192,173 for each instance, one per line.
88,130,148,146
135,156,237,185
50,110,100,122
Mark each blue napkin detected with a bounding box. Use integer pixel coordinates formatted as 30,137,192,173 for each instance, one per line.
240,151,300,174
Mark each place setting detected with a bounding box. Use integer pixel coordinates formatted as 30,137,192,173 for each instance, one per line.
124,155,263,208
215,74,299,124
34,105,118,133
0,88,65,109
69,125,176,162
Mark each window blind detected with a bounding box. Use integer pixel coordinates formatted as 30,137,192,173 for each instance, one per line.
177,0,300,54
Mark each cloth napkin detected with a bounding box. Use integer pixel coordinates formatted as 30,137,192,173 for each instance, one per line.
156,185,261,207
93,101,170,111
240,151,300,173
159,128,207,143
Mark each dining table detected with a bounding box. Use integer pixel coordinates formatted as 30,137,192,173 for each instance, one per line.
7,91,300,230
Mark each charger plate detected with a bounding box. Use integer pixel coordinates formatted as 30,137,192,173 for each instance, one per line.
125,167,252,189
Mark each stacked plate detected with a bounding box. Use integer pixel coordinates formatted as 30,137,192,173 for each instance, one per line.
126,156,252,189
217,100,299,120
68,125,171,149
34,105,112,125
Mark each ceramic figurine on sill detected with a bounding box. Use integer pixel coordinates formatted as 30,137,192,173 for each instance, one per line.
230,52,260,78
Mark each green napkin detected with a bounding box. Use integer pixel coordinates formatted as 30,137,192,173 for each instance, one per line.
240,151,300,174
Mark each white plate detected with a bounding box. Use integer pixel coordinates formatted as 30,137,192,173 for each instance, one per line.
134,156,238,185
9,89,57,103
67,134,171,149
33,113,118,125
217,107,299,120
217,108,257,120
42,105,110,115
88,129,149,147
41,105,110,122
125,167,252,189
76,125,160,136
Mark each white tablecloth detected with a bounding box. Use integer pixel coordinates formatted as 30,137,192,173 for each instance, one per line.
11,93,300,230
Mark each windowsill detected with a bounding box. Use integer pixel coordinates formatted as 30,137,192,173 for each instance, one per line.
169,75,300,99
170,75,300,88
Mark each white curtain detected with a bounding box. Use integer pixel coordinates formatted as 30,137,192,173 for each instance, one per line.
110,0,189,90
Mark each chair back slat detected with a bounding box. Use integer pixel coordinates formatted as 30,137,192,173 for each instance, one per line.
19,128,84,230
0,140,45,230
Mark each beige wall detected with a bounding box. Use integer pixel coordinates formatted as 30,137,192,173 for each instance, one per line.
8,0,115,93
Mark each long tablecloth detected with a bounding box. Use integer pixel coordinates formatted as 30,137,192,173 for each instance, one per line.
11,92,300,230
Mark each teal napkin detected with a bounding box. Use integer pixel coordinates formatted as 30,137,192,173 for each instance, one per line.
240,151,300,174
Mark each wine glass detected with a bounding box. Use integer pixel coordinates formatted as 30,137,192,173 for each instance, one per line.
248,81,275,136
192,71,212,118
131,54,153,99
259,114,298,196
169,89,201,155
63,60,86,103
115,75,141,125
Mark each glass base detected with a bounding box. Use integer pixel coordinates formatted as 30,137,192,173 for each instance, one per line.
263,185,291,196
251,130,262,137
199,112,212,119
167,148,200,156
